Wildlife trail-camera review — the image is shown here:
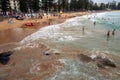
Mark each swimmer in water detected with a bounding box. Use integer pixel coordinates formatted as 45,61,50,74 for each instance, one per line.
107,30,110,41
112,29,115,37
94,21,96,27
82,26,85,34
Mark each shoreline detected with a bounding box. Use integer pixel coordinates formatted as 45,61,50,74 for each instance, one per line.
0,10,119,31
0,11,89,45
0,11,88,31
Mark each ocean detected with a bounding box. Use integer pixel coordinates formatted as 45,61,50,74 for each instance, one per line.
21,11,120,54
17,11,120,80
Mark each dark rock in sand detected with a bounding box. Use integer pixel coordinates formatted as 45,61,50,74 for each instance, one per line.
55,53,60,55
0,51,13,65
0,51,12,57
44,52,50,56
94,57,116,68
78,54,93,62
0,57,10,65
78,54,116,68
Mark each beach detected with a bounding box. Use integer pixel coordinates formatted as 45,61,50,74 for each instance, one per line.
0,12,88,45
0,12,88,80
0,11,120,80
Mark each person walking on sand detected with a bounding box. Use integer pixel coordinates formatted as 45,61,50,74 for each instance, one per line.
107,30,110,41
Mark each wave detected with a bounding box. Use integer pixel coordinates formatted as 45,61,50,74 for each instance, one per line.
20,15,87,44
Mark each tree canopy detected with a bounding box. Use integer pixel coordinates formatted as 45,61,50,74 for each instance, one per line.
18,0,120,13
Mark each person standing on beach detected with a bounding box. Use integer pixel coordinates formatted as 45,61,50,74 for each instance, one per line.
107,30,110,41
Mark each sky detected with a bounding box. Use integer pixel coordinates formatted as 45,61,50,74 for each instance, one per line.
93,0,120,3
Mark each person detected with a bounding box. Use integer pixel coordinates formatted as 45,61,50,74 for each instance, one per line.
8,18,14,24
94,21,96,26
82,26,85,34
112,29,115,37
107,30,110,41
59,10,63,17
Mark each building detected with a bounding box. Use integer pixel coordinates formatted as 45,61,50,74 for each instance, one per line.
0,0,20,13
9,0,20,12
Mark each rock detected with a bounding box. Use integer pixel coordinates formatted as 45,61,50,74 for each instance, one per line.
94,56,116,68
55,53,60,55
78,54,93,62
0,51,13,65
0,57,10,65
0,51,12,57
44,52,50,56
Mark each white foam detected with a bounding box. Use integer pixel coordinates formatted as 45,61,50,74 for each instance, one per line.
19,13,95,45
90,55,97,59
59,35,74,41
14,43,39,50
20,24,61,44
20,16,86,44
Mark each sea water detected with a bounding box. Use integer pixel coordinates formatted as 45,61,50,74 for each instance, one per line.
21,11,120,54
19,11,120,80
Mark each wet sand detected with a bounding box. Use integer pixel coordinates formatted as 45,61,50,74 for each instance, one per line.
0,28,37,45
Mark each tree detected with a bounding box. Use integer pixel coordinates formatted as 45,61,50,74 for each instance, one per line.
61,0,69,11
1,0,10,14
19,0,28,13
99,3,106,10
32,0,40,12
41,0,54,12
117,2,120,10
88,0,94,10
84,0,89,10
70,0,77,11
78,0,84,10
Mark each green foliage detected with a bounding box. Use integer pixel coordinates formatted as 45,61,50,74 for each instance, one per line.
1,0,10,12
100,3,106,10
41,0,54,12
32,0,40,12
1,0,120,13
19,0,40,13
19,0,28,12
117,2,120,10
93,3,99,10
